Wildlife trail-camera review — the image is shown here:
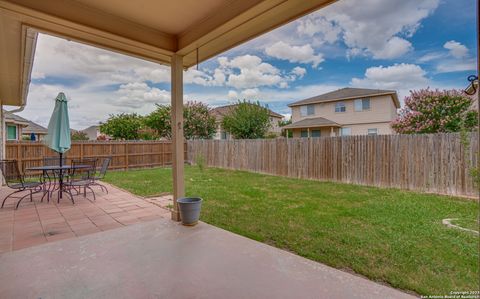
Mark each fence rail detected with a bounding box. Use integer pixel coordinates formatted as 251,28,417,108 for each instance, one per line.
188,133,479,197
6,141,187,172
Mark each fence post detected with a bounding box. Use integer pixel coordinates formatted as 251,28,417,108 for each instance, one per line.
80,142,84,160
125,142,129,170
17,142,22,171
161,142,165,167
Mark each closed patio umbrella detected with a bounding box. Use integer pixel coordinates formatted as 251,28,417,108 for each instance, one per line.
44,92,71,198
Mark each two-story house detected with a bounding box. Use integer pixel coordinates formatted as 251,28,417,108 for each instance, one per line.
283,87,400,137
211,104,284,139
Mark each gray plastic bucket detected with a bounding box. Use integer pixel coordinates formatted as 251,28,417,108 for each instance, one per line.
177,197,203,226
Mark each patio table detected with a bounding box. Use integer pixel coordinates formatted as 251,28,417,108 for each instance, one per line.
27,164,92,203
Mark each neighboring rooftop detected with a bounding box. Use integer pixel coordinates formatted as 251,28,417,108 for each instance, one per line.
211,104,284,120
23,121,48,135
288,87,400,108
3,110,30,126
82,125,100,131
282,117,340,130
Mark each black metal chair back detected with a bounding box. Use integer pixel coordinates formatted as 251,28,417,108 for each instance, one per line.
97,157,111,179
0,160,24,188
43,156,67,167
71,158,97,181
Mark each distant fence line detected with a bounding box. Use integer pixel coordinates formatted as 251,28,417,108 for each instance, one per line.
188,133,479,197
6,141,186,172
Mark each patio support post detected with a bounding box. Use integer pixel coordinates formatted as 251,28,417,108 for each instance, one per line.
171,53,184,221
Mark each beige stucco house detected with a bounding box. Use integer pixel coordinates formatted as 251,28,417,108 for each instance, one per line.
3,111,29,141
81,125,107,140
211,104,283,139
283,88,400,137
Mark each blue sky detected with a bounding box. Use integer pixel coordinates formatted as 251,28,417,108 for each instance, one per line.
17,0,477,129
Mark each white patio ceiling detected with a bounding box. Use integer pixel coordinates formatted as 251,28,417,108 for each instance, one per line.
0,0,337,106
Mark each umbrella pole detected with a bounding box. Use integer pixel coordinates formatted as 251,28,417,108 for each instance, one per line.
59,152,63,199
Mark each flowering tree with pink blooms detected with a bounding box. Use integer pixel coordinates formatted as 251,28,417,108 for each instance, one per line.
391,89,478,134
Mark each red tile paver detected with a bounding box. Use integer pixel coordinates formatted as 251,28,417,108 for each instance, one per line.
0,182,169,254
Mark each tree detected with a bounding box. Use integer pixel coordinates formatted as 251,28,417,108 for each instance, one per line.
100,113,144,140
71,131,89,141
391,89,478,134
222,100,271,139
279,118,293,138
144,101,216,139
144,104,171,139
183,101,216,139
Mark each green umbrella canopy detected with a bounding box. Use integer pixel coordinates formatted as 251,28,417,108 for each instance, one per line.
45,92,71,154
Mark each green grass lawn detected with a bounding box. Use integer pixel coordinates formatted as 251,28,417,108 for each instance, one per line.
105,166,479,295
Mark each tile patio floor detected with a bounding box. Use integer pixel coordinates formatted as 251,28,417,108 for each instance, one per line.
0,183,171,253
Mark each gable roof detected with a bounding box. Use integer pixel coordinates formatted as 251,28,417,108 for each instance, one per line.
23,121,48,135
82,125,100,131
3,110,30,126
282,117,340,130
211,104,284,120
288,87,400,108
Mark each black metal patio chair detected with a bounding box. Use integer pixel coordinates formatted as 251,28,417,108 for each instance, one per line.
0,160,44,209
91,157,111,193
64,158,97,202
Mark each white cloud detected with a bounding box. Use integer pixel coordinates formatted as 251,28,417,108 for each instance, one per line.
417,52,445,63
21,83,135,129
227,90,238,100
436,59,476,73
32,34,171,86
297,17,341,43
416,41,473,73
294,0,439,59
291,67,307,78
351,63,429,100
265,41,324,67
241,88,260,99
31,71,45,79
218,55,290,89
115,82,170,108
443,40,469,58
370,37,412,60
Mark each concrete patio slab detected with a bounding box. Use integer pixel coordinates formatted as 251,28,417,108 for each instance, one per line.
0,218,416,299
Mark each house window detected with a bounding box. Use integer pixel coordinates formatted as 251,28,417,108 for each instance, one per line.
221,131,228,139
367,128,378,135
300,104,315,116
300,130,309,138
7,125,17,140
311,130,321,137
335,102,346,113
354,98,370,111
340,127,351,136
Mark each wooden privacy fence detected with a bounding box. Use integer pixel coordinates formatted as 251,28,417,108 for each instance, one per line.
6,141,187,172
188,133,479,197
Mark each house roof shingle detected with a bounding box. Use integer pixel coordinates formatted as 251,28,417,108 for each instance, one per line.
282,117,340,129
3,110,30,126
23,121,48,135
288,87,400,108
